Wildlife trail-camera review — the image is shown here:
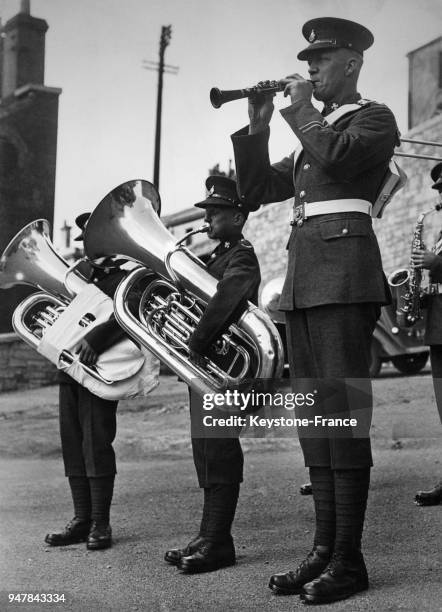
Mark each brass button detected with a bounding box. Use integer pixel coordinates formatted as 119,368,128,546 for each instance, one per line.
303,163,310,170
342,228,348,235
299,190,306,198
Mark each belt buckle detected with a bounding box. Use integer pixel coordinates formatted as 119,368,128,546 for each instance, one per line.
292,204,305,227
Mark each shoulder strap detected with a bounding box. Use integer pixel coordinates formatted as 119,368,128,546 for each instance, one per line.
324,102,367,125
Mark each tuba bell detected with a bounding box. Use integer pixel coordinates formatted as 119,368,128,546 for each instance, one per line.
84,180,284,396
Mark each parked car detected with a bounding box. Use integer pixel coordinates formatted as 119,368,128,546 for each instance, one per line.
369,302,428,377
261,278,429,378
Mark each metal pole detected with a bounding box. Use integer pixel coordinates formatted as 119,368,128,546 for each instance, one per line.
394,152,442,162
400,138,442,148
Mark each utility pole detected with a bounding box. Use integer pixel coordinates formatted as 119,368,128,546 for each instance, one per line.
60,220,72,249
143,26,178,190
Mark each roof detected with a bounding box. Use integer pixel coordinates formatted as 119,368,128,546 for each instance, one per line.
162,206,204,228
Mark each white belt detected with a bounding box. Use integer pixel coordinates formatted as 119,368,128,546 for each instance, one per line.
291,199,372,226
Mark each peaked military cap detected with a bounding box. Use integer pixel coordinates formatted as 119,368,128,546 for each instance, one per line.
74,211,91,241
194,175,258,212
298,17,374,61
431,162,442,190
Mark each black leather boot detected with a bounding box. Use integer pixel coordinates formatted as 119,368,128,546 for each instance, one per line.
268,545,332,595
45,517,91,546
179,536,235,573
415,482,442,506
301,551,369,605
86,521,112,550
164,535,206,565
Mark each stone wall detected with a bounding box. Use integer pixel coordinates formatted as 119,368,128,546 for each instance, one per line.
408,37,442,129
374,115,442,275
0,333,58,392
243,199,293,289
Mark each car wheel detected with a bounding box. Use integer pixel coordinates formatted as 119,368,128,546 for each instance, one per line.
391,352,429,375
369,341,382,378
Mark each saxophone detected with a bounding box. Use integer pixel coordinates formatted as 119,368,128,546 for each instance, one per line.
388,206,440,327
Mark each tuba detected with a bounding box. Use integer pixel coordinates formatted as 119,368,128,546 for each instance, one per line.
0,219,150,396
0,219,96,373
84,180,284,396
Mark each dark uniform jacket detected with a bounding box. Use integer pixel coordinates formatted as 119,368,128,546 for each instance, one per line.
231,96,398,310
189,237,261,354
424,255,442,345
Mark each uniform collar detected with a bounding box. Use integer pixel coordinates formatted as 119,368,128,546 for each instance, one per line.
217,234,243,250
209,234,244,259
322,92,361,116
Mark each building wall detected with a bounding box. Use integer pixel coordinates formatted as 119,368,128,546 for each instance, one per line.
408,37,442,129
242,200,292,289
0,333,57,392
374,115,442,275
0,4,61,334
0,86,60,249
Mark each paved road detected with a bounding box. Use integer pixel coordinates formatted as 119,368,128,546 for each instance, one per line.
0,374,441,611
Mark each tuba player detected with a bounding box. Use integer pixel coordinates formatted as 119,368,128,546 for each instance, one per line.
164,175,260,573
45,212,134,551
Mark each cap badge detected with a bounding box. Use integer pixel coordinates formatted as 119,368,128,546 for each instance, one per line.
331,102,339,111
309,29,316,43
208,185,215,195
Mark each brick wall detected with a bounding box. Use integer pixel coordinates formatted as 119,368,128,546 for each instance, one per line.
0,333,58,392
243,199,293,289
374,115,442,275
0,86,61,333
408,37,442,129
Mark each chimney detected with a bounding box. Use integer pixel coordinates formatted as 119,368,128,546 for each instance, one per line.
1,0,48,98
20,0,31,14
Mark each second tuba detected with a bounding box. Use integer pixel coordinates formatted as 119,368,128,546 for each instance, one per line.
0,219,103,379
84,180,284,396
0,218,150,397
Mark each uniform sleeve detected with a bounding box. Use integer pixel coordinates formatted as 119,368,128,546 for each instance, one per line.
279,100,398,180
189,249,260,354
231,126,295,205
84,316,127,354
84,269,137,354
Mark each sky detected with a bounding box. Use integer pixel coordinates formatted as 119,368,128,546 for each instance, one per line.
0,0,441,247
